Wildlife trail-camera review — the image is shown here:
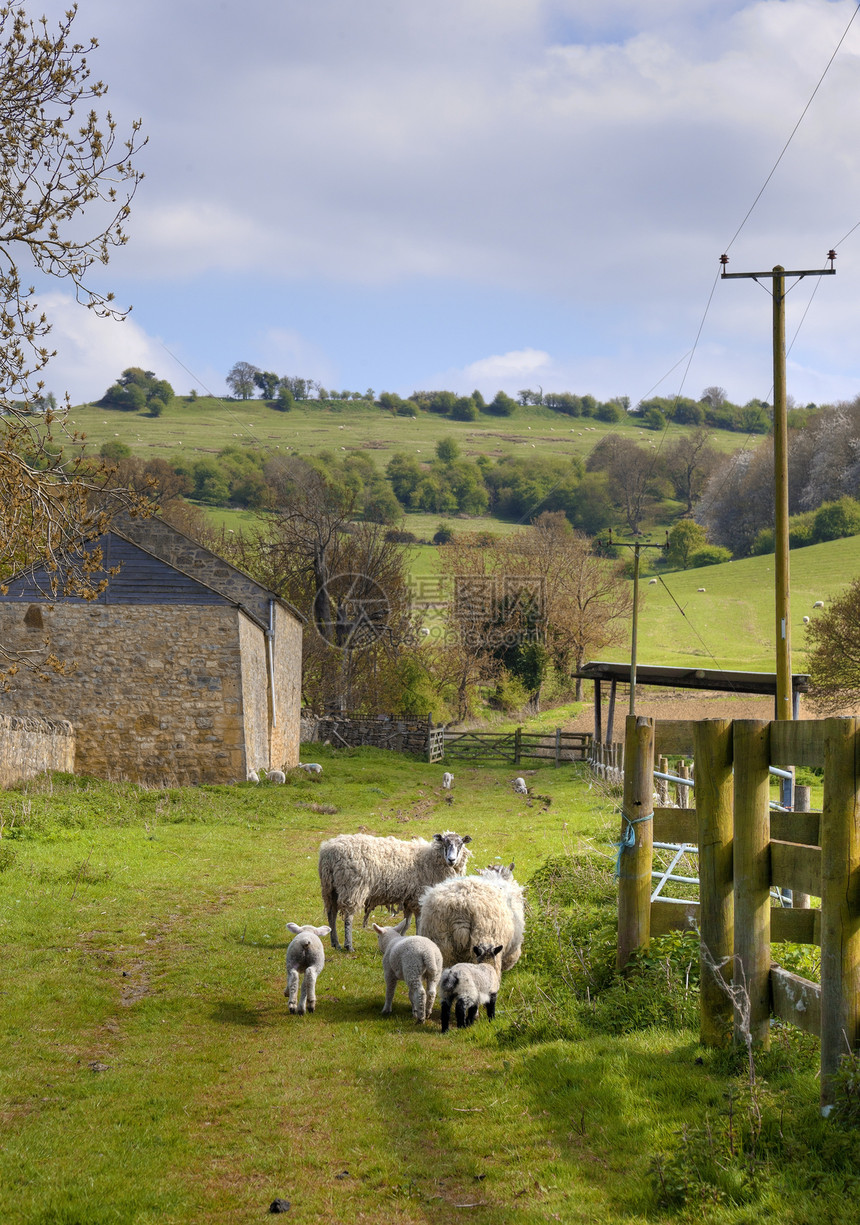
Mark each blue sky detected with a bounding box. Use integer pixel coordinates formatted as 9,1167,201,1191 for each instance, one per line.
29,0,860,409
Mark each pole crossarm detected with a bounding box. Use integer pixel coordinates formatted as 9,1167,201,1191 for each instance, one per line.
720,268,836,280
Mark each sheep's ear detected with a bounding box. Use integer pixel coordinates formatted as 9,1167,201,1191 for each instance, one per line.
316,926,332,937
508,862,515,872
433,833,443,842
492,945,504,957
372,923,384,934
286,923,302,935
463,835,472,844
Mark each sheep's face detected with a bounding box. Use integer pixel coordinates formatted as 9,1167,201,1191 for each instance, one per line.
433,831,472,866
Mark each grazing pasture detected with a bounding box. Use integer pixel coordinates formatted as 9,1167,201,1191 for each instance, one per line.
1,748,857,1223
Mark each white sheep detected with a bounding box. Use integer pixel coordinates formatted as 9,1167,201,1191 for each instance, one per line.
247,769,260,783
266,769,286,783
439,943,503,1032
513,777,528,795
813,600,825,608
442,772,454,790
284,923,331,1014
803,616,810,624
318,830,473,951
417,867,525,973
298,762,323,774
373,918,443,1022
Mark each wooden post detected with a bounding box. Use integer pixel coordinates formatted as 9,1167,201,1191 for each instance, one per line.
733,720,772,1049
793,784,812,910
555,726,561,767
658,755,669,806
694,720,734,1047
594,680,602,747
514,726,521,766
606,679,617,746
820,718,860,1110
617,714,655,973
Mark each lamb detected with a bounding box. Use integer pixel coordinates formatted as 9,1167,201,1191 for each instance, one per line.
442,772,454,789
247,769,260,783
284,923,331,1014
417,867,525,973
373,918,443,1022
266,769,286,783
298,762,323,774
513,776,528,795
439,943,503,1032
318,830,473,951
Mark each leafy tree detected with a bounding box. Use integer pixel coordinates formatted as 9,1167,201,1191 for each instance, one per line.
806,581,860,712
587,436,660,535
436,437,460,464
486,390,517,417
100,441,131,461
0,4,146,641
386,453,423,506
274,385,294,412
100,368,174,413
812,497,860,543
451,396,478,421
667,520,708,569
226,361,260,399
663,428,718,515
254,370,280,399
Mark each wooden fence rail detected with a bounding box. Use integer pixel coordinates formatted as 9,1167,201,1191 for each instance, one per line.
443,727,591,766
616,714,860,1110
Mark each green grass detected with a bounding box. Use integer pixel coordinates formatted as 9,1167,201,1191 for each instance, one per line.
633,533,860,673
3,752,858,1224
64,396,743,471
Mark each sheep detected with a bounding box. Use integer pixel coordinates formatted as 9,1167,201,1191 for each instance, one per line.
697,587,706,593
318,830,473,951
442,772,454,790
266,769,286,783
298,762,323,774
417,868,525,973
284,923,331,1014
247,769,260,783
513,776,528,795
439,943,504,1032
373,918,443,1022
803,615,810,624
813,600,825,608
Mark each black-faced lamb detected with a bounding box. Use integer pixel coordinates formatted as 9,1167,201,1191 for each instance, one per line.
318,830,472,952
373,918,443,1022
439,943,503,1032
284,922,331,1015
417,866,525,972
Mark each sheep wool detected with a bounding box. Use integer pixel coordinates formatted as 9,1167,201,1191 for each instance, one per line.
418,867,525,972
373,918,443,1022
318,830,472,952
284,923,331,1015
439,943,503,1032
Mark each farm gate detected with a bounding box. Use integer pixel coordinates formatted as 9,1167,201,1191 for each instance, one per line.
616,714,860,1110
443,727,591,766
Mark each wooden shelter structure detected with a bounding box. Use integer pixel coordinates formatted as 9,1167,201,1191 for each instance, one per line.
575,661,811,748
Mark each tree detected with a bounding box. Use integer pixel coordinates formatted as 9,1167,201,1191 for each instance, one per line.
0,5,146,647
435,437,459,464
254,370,280,399
226,361,260,399
806,581,860,712
667,519,708,569
663,428,718,515
701,386,727,409
587,436,660,534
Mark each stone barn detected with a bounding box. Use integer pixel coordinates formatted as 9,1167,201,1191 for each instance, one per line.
0,515,303,785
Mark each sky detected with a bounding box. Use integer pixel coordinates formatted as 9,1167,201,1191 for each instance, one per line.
23,0,860,410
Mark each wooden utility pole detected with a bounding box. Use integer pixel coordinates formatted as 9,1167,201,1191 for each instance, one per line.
720,253,836,722
606,532,667,715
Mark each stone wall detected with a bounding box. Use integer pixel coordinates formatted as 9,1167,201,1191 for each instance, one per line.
0,715,75,788
0,602,256,785
305,713,432,757
269,604,303,769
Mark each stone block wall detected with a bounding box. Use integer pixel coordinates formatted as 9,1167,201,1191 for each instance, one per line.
0,715,75,788
0,602,254,785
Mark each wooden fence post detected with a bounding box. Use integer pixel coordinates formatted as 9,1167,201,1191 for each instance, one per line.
617,714,654,973
694,719,734,1047
514,726,521,766
733,720,772,1049
820,718,860,1110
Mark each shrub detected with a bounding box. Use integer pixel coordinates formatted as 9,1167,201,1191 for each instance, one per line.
690,545,732,567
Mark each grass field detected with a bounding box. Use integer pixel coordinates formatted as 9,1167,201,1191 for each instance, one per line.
63,396,744,471
3,750,859,1224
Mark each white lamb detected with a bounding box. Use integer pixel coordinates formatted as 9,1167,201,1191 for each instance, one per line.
513,777,528,795
439,943,503,1032
266,769,286,784
318,830,473,952
442,772,454,789
298,762,323,774
247,769,260,783
284,922,331,1015
373,918,443,1022
417,867,525,973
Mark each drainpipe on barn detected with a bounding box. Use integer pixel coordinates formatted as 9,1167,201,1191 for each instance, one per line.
267,599,277,729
